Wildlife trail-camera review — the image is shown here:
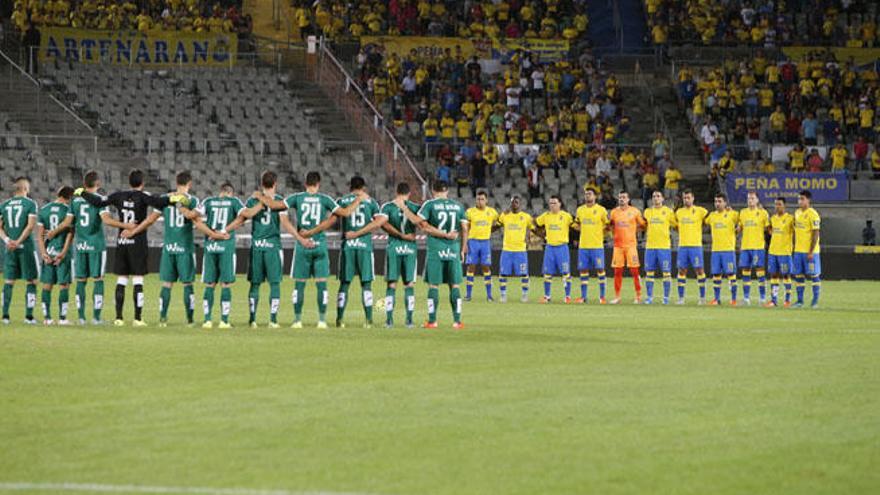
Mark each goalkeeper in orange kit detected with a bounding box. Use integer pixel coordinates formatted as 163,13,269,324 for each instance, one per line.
609,191,646,304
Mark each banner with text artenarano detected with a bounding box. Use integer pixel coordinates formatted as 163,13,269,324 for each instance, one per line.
725,173,850,203
39,28,238,67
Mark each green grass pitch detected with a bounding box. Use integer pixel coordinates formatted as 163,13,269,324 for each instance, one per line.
1,275,878,495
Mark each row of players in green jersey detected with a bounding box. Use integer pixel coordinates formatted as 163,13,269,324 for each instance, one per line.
2,169,470,329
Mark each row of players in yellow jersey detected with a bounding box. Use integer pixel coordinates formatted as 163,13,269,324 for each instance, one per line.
460,187,822,308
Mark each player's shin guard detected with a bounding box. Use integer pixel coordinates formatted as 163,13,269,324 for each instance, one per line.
404,286,415,325
41,288,51,320
563,274,571,298
662,272,672,301
75,281,87,320
741,270,751,301
59,287,69,320
794,276,805,303
712,275,722,301
220,287,232,323
115,277,127,321
543,275,552,299
269,283,280,324
92,280,104,321
248,284,260,323
465,269,475,300
784,276,792,303
293,281,306,321
362,281,373,323
810,276,821,305
757,269,767,301
159,286,171,320
598,270,606,299
385,286,396,325
316,281,329,322
203,286,215,321
24,283,36,320
728,274,738,302
450,287,462,324
336,282,350,324
183,284,194,323
133,281,144,321
579,273,588,300
613,268,623,297
2,283,12,318
629,268,641,296
483,272,493,299
427,287,439,323
645,271,655,299
697,273,707,299
677,275,686,300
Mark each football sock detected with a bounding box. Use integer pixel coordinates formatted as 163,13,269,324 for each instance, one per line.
59,287,69,320
662,272,672,301
794,276,805,303
159,286,171,320
248,284,260,323
579,274,588,300
362,281,373,323
677,275,686,299
220,287,232,323
543,275,552,299
630,268,641,295
336,282,350,323
183,284,195,323
757,269,767,300
810,276,821,304
521,277,529,296
483,272,492,299
75,280,87,320
563,274,571,298
742,271,751,300
24,283,36,320
316,281,328,322
697,273,707,299
465,269,475,299
293,281,306,320
92,280,104,321
133,283,144,321
427,287,439,323
713,275,722,301
728,274,738,302
2,283,12,318
404,286,415,325
269,282,280,323
41,288,51,320
385,286,396,325
203,286,215,321
450,287,462,324
784,276,792,302
597,271,607,299
645,271,655,299
499,278,507,298
613,268,623,296
115,279,127,320
770,277,779,305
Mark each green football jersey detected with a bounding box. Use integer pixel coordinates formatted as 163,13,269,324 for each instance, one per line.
245,194,283,250
69,195,109,252
337,194,384,251
161,193,199,254
38,201,70,256
381,200,420,249
417,197,465,259
201,196,243,254
0,196,38,249
284,192,339,246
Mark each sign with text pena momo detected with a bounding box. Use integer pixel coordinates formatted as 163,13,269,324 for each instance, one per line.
725,173,850,203
39,28,238,67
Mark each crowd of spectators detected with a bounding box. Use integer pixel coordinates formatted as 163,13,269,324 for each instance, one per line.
295,0,588,40
10,0,251,34
646,0,879,47
676,50,880,180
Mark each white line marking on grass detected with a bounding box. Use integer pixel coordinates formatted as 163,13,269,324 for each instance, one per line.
0,482,384,495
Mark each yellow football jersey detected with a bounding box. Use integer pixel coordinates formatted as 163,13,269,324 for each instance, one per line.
675,206,709,247
574,204,608,249
706,210,739,252
768,213,794,256
465,207,499,241
497,211,533,252
644,206,677,249
738,207,770,250
536,210,574,246
794,207,821,253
